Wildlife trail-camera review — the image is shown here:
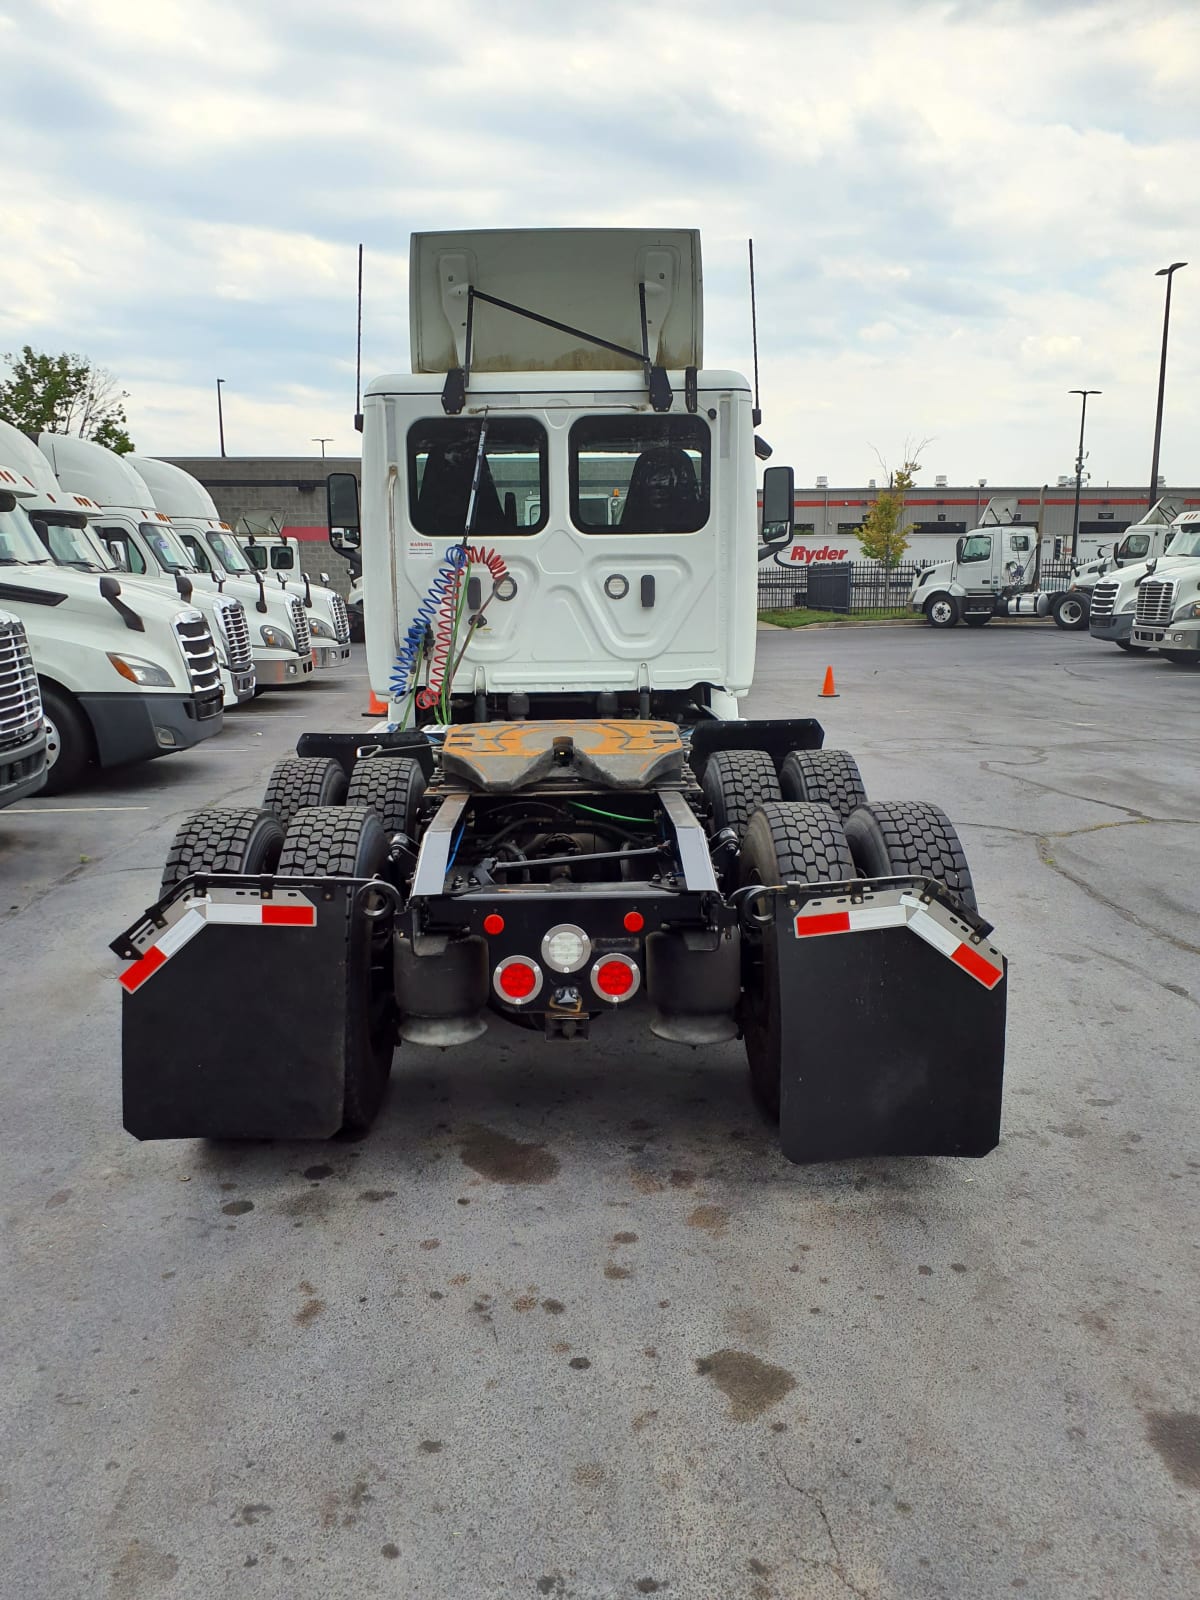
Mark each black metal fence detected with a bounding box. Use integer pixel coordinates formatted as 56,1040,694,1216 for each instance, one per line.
757,561,923,614
757,556,1080,613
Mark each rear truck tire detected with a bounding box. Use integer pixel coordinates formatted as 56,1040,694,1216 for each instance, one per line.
262,755,348,828
924,594,959,628
160,807,285,896
39,684,92,795
1052,592,1089,630
1115,639,1148,654
702,748,782,843
778,748,867,819
963,613,991,628
1160,650,1199,666
346,755,426,835
278,806,394,1133
737,801,855,1118
843,800,978,915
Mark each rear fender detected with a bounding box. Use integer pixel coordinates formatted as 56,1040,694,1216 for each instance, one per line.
758,877,1006,1162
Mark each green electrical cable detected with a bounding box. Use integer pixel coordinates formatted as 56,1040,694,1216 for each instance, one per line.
567,800,656,825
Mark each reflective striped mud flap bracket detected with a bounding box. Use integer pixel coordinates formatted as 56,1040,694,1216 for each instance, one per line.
772,879,1006,1162
112,878,362,1140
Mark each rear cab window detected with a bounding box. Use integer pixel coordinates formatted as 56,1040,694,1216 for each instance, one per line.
407,418,548,537
570,416,710,534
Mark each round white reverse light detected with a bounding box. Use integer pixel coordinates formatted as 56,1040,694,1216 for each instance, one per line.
541,923,592,974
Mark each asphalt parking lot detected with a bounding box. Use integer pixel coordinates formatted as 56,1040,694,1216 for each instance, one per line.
2,630,1197,1600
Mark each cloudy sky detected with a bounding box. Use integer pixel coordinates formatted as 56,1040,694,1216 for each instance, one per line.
1,0,1197,486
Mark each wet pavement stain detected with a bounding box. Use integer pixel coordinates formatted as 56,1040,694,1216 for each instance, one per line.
542,1298,565,1315
381,1543,400,1559
45,1189,72,1208
695,1349,797,1421
295,1297,325,1327
572,1462,607,1488
513,1294,538,1312
232,1503,271,1526
669,1169,695,1188
1146,1410,1200,1489
569,1357,591,1370
303,1164,334,1180
358,1189,397,1203
111,1540,179,1598
630,1170,664,1194
418,1440,443,1454
687,1204,729,1237
221,1200,253,1216
604,1263,632,1280
459,1125,560,1185
613,1231,639,1244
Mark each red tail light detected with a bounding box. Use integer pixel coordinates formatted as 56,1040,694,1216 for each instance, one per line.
590,955,640,1002
493,956,543,1004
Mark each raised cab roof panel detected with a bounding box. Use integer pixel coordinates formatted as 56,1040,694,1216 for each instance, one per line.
409,228,703,375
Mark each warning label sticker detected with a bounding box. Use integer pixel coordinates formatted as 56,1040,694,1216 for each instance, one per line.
407,538,435,559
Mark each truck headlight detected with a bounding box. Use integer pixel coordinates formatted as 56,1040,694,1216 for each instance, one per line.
107,652,175,688
1171,600,1200,622
1119,596,1137,612
260,624,295,650
308,616,335,640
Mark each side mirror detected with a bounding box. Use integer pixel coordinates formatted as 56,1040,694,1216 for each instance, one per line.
319,571,330,586
174,572,193,603
327,472,361,552
759,465,794,547
99,574,122,601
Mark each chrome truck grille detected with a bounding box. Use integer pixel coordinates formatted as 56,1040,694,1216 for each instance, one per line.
330,593,351,645
215,597,253,672
289,596,311,657
0,616,42,751
1089,581,1119,622
1135,580,1175,628
173,609,222,696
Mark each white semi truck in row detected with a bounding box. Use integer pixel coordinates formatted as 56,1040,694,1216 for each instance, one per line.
1089,508,1200,663
127,458,354,672
0,462,223,791
0,419,255,709
113,227,1006,1167
0,604,47,808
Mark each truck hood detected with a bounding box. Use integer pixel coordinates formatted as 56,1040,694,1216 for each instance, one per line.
0,563,200,630
1102,552,1200,599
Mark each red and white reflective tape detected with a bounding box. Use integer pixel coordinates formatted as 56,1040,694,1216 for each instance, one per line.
119,896,316,993
792,891,1004,991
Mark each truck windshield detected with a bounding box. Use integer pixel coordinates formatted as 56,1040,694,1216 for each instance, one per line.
140,522,194,573
1167,527,1200,558
0,506,52,564
570,416,710,533
32,516,114,571
407,418,548,537
207,530,252,574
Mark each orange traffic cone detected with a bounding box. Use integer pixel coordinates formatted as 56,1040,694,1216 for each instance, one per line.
819,666,839,698
362,689,389,719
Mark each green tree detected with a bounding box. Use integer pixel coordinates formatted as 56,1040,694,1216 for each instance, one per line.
0,346,135,453
859,445,927,567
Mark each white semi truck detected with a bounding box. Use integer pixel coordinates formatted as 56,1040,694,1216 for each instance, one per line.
38,435,315,693
113,227,1006,1166
1089,509,1200,664
30,435,256,706
129,458,353,672
0,462,223,791
0,604,47,808
909,497,1087,628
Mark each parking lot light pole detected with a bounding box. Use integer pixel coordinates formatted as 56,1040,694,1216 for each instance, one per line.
216,379,226,458
1148,262,1186,508
1068,389,1100,561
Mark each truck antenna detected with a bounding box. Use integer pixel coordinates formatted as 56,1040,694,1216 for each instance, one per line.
354,243,364,434
748,238,762,427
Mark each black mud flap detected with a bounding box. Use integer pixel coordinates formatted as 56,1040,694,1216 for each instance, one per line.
114,878,366,1140
771,881,1006,1162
